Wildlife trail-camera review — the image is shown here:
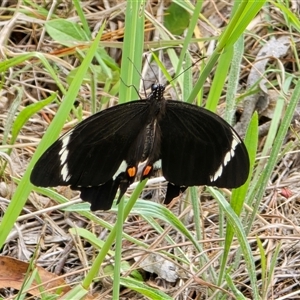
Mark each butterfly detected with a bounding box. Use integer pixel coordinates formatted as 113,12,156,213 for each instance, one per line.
30,84,249,211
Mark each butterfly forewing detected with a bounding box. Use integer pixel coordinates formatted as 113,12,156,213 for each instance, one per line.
30,101,150,187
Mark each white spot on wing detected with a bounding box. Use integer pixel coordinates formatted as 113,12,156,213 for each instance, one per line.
59,150,68,165
113,160,127,179
210,130,240,182
59,133,71,181
61,164,71,181
212,165,223,182
153,159,161,170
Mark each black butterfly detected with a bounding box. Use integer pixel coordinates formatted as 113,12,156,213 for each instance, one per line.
30,84,249,211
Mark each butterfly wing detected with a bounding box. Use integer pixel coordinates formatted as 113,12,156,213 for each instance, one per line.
160,101,249,189
31,100,150,188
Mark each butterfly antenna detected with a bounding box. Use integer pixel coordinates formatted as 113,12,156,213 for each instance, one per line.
127,55,154,98
120,73,142,100
145,54,160,83
169,56,206,85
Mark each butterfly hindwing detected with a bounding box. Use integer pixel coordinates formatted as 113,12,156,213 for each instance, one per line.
76,179,119,211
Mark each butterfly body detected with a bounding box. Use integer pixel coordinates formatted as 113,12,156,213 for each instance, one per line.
31,84,249,211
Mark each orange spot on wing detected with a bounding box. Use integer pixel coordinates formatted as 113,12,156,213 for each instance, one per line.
143,165,152,177
127,167,137,177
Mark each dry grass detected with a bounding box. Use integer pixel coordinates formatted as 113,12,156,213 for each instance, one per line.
1,1,300,299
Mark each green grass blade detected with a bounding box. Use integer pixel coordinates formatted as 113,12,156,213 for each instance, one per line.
208,188,259,299
205,45,233,111
246,81,300,234
120,277,173,300
119,1,145,103
0,25,105,248
188,2,266,105
218,112,258,285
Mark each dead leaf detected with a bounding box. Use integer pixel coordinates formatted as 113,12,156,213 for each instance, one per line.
0,256,70,297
